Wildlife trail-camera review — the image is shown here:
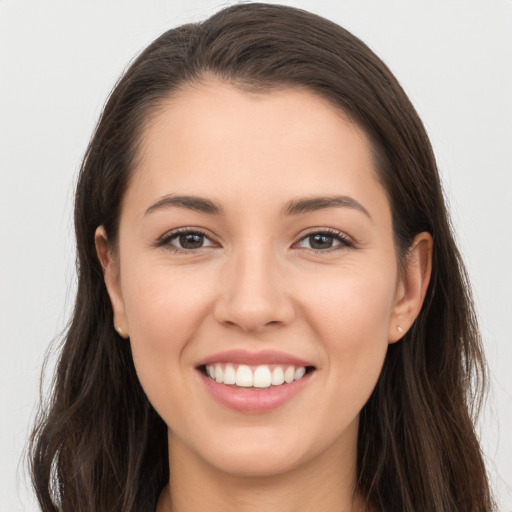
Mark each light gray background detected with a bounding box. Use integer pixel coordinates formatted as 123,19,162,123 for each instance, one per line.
1,1,511,510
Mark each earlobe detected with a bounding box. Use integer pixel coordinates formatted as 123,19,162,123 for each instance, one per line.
94,226,129,338
389,232,433,343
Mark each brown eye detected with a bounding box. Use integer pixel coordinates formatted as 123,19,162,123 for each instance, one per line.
158,230,216,252
308,233,335,250
297,230,353,251
175,233,205,249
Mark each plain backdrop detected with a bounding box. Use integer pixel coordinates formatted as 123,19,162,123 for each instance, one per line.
1,1,511,510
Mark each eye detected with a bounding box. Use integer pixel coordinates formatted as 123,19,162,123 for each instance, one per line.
157,229,216,252
297,230,353,251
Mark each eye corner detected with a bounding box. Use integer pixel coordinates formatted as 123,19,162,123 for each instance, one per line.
154,227,220,254
293,228,355,253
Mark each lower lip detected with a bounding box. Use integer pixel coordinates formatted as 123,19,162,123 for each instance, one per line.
199,371,314,414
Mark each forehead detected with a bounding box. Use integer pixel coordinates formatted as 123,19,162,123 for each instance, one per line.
125,80,389,221
142,81,363,160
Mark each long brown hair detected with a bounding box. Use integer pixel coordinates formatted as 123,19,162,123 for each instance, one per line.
29,3,493,511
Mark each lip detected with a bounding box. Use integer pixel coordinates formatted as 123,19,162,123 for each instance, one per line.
198,369,315,414
195,349,314,368
195,349,317,413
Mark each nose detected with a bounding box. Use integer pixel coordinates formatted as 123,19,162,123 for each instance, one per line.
213,246,295,333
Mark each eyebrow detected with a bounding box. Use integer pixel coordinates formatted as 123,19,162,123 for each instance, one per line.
144,193,371,220
145,194,224,216
281,195,372,220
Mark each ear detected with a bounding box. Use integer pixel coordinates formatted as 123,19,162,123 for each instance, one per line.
388,232,433,343
95,226,129,338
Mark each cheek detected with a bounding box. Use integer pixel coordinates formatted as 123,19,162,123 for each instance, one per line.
120,264,214,403
300,265,395,399
303,264,396,341
123,263,212,345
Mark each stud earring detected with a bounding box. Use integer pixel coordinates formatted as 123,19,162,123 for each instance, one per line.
397,325,404,334
116,326,124,336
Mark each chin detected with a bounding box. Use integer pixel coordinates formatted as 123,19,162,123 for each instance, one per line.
205,445,308,479
185,423,345,479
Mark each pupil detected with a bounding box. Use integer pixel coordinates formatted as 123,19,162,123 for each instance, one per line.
179,233,203,249
310,234,333,249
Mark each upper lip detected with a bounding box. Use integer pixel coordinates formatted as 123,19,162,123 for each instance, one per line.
195,349,315,368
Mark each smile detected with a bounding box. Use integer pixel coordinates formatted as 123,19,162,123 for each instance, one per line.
204,363,308,388
196,350,317,413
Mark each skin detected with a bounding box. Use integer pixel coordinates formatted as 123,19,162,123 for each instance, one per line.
96,80,432,512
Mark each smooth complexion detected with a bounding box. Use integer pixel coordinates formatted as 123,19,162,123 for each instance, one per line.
96,81,432,512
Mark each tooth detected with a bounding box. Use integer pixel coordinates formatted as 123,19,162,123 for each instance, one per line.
236,365,253,387
253,365,272,388
294,367,306,380
284,366,295,383
215,364,224,383
207,363,306,387
271,366,285,385
223,364,236,385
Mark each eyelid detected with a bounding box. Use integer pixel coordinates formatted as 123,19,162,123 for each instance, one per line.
154,226,355,254
155,227,219,253
294,227,355,251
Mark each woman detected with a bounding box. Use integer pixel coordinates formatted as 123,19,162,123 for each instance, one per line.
29,3,493,511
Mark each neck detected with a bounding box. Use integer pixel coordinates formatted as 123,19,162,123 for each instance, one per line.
157,425,367,512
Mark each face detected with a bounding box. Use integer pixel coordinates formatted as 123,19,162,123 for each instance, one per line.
97,80,430,480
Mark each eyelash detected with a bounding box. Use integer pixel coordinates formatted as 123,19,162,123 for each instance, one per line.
297,228,354,253
155,227,354,254
155,228,215,253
